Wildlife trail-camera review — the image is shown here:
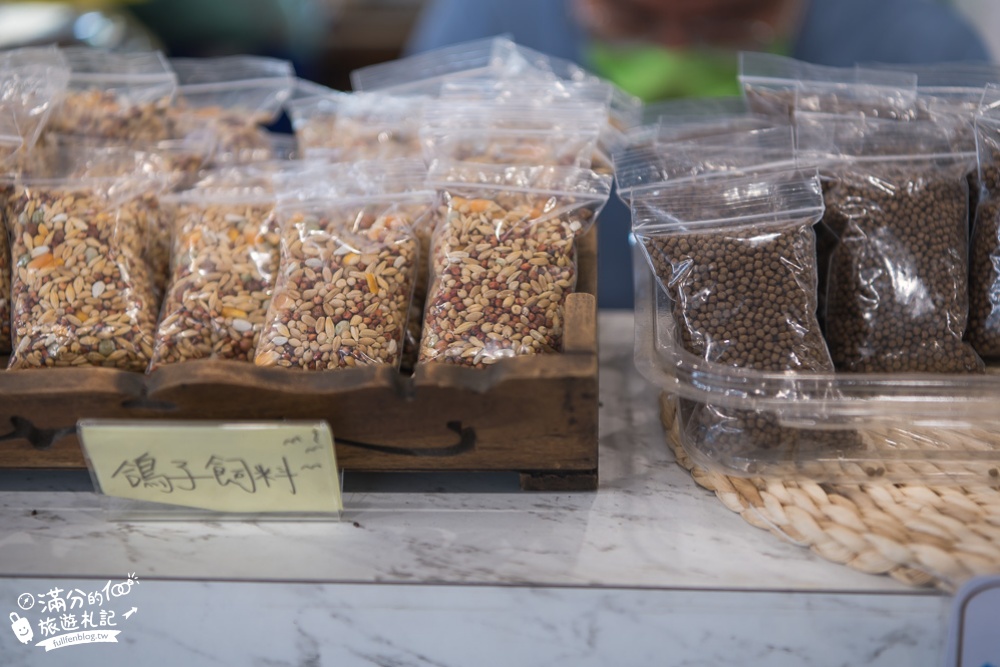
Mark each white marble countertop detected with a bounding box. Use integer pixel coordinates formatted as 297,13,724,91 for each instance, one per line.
0,312,952,666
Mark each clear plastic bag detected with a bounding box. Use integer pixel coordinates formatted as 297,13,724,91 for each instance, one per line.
419,162,611,367
739,52,917,121
615,125,795,202
0,181,12,352
0,46,70,168
169,56,294,165
350,36,517,96
289,90,427,161
968,85,1000,358
48,48,177,142
422,101,605,167
255,161,431,371
436,79,616,171
632,169,842,459
149,178,280,369
797,115,983,373
641,95,748,125
861,61,1000,130
633,170,832,372
0,46,67,351
2,148,168,370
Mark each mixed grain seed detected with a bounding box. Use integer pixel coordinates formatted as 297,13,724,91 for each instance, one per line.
149,202,280,368
48,89,173,142
170,107,273,165
254,206,420,370
418,195,589,368
4,185,158,370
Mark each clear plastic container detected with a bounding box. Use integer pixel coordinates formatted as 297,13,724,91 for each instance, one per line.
632,238,1000,485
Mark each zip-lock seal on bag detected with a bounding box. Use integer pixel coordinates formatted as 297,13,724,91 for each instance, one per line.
614,125,796,203
739,51,918,121
350,36,515,96
421,99,606,168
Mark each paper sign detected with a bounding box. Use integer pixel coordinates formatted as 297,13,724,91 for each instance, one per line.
946,575,1000,667
78,420,342,515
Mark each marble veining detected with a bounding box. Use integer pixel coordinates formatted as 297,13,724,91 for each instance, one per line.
0,578,948,667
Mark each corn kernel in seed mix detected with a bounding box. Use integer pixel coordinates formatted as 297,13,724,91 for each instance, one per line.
255,200,424,370
4,181,160,371
419,164,611,368
149,199,280,369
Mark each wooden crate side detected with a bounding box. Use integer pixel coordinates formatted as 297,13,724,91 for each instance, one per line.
0,230,600,487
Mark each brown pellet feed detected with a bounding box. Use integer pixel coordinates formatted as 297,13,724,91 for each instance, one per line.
968,133,1000,359
641,216,843,459
642,222,832,373
823,162,984,373
968,198,1000,358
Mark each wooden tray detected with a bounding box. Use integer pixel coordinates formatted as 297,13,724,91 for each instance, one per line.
0,229,599,491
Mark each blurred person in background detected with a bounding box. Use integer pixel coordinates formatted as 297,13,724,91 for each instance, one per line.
407,0,992,308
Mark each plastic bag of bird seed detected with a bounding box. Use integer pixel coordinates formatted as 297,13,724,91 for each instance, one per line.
969,85,1000,359
419,161,611,368
168,55,294,166
49,48,177,143
632,168,846,463
0,46,72,353
421,99,606,168
3,146,169,370
632,168,832,373
739,52,917,121
254,160,431,371
797,114,983,373
148,168,281,370
289,90,427,162
865,62,1000,238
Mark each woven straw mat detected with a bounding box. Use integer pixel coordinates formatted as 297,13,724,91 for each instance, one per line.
659,393,1000,590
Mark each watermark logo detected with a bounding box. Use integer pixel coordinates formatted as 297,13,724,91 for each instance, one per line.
8,574,139,652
